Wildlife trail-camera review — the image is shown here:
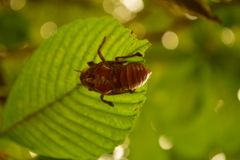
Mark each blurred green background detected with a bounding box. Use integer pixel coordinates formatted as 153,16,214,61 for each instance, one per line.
1,0,240,160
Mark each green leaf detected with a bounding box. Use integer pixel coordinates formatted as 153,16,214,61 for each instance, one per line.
0,17,151,159
155,0,221,23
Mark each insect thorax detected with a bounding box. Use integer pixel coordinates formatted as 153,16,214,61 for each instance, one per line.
80,62,124,94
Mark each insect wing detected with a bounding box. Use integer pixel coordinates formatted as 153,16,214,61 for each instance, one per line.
93,63,113,78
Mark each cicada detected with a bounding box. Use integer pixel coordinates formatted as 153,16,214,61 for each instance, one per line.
75,37,152,106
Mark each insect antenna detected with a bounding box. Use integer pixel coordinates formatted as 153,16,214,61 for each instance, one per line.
72,68,82,73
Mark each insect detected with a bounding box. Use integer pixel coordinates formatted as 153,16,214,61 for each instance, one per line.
74,37,152,107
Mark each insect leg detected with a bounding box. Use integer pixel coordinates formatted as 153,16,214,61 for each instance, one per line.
115,52,143,61
128,89,136,93
100,94,114,107
98,37,107,62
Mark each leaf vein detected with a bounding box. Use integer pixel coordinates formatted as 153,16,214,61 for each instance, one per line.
48,104,120,150
40,109,103,157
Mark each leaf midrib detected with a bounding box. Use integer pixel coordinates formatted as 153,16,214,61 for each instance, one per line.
1,85,142,136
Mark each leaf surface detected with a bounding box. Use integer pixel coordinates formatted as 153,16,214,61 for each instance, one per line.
0,17,151,159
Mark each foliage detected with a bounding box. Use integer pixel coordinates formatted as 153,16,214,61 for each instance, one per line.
1,0,240,160
0,17,150,159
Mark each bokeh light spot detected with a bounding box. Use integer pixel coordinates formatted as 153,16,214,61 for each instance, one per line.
103,0,115,14
113,146,124,160
159,135,173,150
40,22,57,39
237,89,240,101
129,22,146,39
211,153,226,160
98,154,113,160
121,0,144,12
98,137,130,160
10,0,26,10
162,31,179,50
113,6,133,23
220,28,235,46
102,0,144,23
29,151,38,158
121,136,130,149
185,13,198,20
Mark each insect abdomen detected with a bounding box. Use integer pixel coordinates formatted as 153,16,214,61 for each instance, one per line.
120,62,152,90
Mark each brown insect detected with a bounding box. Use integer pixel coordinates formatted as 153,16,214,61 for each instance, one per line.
74,37,152,107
